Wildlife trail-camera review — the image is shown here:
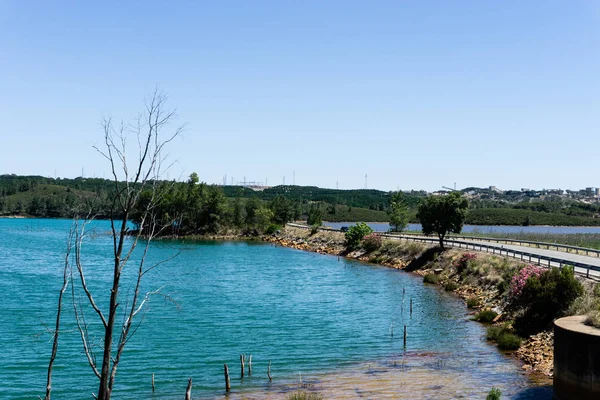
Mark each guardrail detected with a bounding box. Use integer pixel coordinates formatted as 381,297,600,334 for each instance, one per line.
378,233,600,279
286,223,600,279
388,233,600,258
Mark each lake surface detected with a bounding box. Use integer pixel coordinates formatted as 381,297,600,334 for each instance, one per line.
325,221,600,234
0,219,551,399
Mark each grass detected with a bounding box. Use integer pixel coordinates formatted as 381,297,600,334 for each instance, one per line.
474,309,498,323
486,324,522,350
286,391,324,400
444,281,459,291
423,273,441,284
466,297,480,308
497,332,522,350
486,387,502,400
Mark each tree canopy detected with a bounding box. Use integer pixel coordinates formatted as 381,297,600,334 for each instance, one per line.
417,192,469,247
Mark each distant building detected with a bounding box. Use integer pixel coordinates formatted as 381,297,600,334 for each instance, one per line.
586,187,597,196
596,188,600,197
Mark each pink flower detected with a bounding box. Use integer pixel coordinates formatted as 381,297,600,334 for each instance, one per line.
510,264,544,299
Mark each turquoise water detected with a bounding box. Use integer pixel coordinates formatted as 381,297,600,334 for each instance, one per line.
0,219,550,399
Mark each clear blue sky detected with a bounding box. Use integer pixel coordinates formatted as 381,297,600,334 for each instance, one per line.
1,1,599,191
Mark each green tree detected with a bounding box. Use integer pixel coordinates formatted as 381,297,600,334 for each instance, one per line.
307,205,323,226
417,192,469,248
344,222,373,250
245,196,260,226
270,195,294,225
255,206,275,232
388,191,409,232
231,197,245,227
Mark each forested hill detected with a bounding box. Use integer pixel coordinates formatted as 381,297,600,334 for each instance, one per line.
1,174,600,227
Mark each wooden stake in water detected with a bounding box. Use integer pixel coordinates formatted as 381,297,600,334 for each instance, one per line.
267,360,272,381
390,321,394,338
185,378,192,400
248,354,252,376
240,354,246,378
224,364,231,392
403,325,407,348
151,373,155,393
410,298,413,316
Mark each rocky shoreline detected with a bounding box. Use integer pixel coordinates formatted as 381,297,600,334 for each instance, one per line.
263,226,554,378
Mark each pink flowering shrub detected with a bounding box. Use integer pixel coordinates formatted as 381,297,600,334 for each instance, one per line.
454,252,477,273
362,233,382,252
509,264,544,299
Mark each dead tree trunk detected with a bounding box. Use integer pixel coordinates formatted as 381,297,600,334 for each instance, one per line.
185,378,192,400
224,364,231,392
64,90,183,400
44,229,74,400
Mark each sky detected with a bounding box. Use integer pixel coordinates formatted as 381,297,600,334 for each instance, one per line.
1,1,599,192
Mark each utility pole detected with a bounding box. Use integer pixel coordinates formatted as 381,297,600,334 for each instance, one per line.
283,176,285,185
365,174,368,189
336,181,339,190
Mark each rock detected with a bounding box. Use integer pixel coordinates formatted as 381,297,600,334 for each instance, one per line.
433,268,444,274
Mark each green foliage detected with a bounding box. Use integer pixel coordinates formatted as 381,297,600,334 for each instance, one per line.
264,223,281,235
388,191,409,232
466,297,480,309
486,324,522,350
362,233,382,252
486,325,506,341
270,195,296,225
423,273,441,284
255,206,275,232
512,266,583,336
286,391,324,400
320,204,391,223
444,281,459,291
307,206,323,226
497,332,522,350
474,310,498,323
417,192,469,247
344,222,373,250
466,207,600,227
486,387,502,400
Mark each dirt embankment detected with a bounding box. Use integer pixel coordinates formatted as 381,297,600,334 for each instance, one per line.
264,226,554,377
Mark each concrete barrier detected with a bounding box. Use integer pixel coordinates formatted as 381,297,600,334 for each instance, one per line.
554,315,600,399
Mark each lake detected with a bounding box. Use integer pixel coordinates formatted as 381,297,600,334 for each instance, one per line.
324,221,600,234
0,219,551,399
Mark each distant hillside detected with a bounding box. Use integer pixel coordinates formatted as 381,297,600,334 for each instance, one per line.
1,174,599,226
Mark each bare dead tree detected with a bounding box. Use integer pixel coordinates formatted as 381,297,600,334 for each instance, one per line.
43,227,75,400
59,90,184,400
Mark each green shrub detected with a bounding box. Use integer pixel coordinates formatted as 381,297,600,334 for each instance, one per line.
497,332,522,350
474,309,498,323
307,207,323,227
486,387,502,400
286,391,324,400
423,273,441,284
344,222,373,250
466,297,480,309
444,281,459,292
512,266,583,336
486,325,504,341
362,233,382,252
310,224,320,235
585,310,600,329
265,224,281,235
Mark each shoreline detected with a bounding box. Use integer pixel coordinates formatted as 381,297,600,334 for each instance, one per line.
263,225,555,379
